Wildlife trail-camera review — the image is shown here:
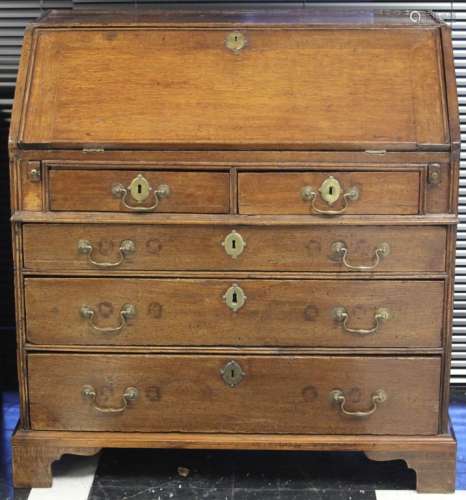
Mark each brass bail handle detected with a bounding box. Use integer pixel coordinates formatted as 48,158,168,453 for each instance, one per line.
330,389,387,418
332,307,390,335
78,239,135,268
301,176,359,216
112,174,170,212
331,241,390,271
81,385,139,414
80,303,136,334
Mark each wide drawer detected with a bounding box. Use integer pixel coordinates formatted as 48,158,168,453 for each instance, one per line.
49,170,230,213
25,278,444,348
238,171,420,215
28,354,440,434
22,224,446,273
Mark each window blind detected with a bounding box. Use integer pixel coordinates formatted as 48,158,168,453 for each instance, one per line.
1,1,465,385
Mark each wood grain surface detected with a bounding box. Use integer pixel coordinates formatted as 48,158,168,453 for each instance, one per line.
28,354,441,435
22,224,447,272
19,28,447,150
25,278,444,348
239,171,421,215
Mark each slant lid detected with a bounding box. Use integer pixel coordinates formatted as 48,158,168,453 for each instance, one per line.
14,17,449,151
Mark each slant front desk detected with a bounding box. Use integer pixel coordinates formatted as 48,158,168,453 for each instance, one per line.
9,8,459,492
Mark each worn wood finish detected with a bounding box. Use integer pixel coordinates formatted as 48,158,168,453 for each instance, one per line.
49,169,230,213
11,428,456,491
239,171,421,215
28,354,440,435
9,8,459,492
22,223,447,273
365,448,456,493
18,28,447,151
12,443,101,488
25,278,444,348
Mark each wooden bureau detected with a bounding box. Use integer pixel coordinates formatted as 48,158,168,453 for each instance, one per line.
9,8,459,492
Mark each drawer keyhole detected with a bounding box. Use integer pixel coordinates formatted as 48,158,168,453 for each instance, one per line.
231,239,236,250
137,183,142,194
232,291,238,304
220,360,245,387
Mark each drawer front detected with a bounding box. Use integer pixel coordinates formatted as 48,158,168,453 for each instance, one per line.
25,278,443,348
28,354,440,434
49,170,230,213
23,224,446,273
238,171,420,215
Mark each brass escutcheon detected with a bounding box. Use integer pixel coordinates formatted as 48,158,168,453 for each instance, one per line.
222,230,246,259
301,176,359,216
223,284,247,312
220,360,245,388
112,174,170,211
225,31,247,53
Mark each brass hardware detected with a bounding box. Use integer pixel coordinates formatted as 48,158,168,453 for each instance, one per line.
301,177,359,215
223,284,247,312
331,241,390,271
129,174,151,203
428,163,441,185
78,239,135,268
80,303,136,334
222,230,246,259
364,150,386,155
332,307,390,335
29,167,41,182
112,174,170,211
226,31,247,53
220,360,245,387
330,388,387,417
319,176,342,205
81,385,139,414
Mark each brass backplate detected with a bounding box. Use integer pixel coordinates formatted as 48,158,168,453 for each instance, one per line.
225,32,247,53
319,176,342,206
129,174,151,203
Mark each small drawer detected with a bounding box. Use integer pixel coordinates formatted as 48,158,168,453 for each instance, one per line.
23,224,446,273
28,354,440,435
238,171,420,215
48,169,230,213
25,278,444,348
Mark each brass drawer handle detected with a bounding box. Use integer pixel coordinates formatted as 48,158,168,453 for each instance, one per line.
112,174,170,212
330,389,387,418
78,239,135,268
81,385,138,414
80,303,136,334
332,307,390,335
301,177,359,216
331,241,390,271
